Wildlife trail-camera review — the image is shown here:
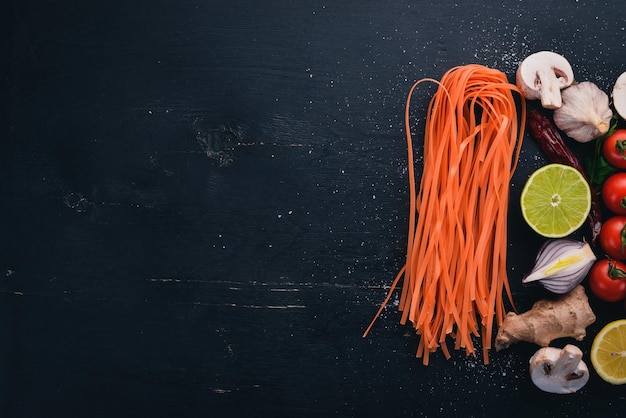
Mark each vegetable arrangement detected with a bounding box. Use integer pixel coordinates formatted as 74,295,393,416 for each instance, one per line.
502,51,626,391
365,50,626,392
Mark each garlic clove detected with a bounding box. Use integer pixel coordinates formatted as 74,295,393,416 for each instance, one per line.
553,81,613,143
522,239,597,294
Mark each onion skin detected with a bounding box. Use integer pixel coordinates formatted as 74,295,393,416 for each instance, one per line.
522,239,597,294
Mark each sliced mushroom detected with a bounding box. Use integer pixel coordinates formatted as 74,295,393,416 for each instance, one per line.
516,51,574,109
529,344,589,394
613,71,626,120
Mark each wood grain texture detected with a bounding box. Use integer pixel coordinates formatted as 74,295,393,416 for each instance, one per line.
5,0,626,416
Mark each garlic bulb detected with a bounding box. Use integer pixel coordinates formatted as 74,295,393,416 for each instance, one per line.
553,81,613,143
522,239,596,294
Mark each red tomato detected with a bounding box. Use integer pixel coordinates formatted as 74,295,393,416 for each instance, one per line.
602,172,626,215
603,129,626,169
600,216,626,260
589,258,626,302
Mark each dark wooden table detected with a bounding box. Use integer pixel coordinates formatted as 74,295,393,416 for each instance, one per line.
5,1,626,416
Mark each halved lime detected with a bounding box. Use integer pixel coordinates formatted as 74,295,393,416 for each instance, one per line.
520,163,591,238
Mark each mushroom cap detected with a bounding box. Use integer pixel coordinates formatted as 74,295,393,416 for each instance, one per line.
516,51,574,109
529,345,589,394
613,71,626,120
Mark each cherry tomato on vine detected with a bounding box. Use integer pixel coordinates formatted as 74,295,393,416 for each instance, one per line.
602,172,626,215
589,258,626,302
599,216,626,260
602,129,626,169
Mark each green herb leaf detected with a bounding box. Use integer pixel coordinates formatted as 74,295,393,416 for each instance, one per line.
585,134,617,189
606,113,620,138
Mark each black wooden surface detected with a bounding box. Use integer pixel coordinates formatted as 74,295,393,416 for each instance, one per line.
5,1,626,417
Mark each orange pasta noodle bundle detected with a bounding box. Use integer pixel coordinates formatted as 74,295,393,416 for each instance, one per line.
363,64,526,365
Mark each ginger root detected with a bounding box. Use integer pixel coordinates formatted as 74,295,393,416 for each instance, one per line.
495,285,596,351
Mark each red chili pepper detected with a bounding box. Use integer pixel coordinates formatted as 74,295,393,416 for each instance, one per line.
526,108,602,245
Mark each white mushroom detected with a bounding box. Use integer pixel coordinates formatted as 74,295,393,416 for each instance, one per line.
529,344,589,394
516,51,574,109
612,71,626,120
